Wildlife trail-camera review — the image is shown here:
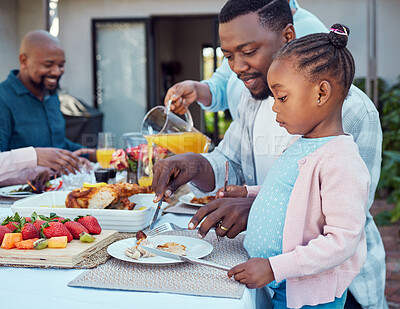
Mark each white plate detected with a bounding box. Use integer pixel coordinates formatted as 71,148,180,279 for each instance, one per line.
107,235,213,265
0,178,62,198
0,185,35,198
178,192,207,207
11,192,168,232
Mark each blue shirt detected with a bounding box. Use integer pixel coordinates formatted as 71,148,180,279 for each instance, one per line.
244,136,335,288
0,70,82,152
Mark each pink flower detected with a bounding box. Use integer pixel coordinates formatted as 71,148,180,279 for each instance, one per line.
109,149,129,170
126,144,168,161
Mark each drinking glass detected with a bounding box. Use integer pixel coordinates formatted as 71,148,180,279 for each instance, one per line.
96,132,116,168
136,143,161,187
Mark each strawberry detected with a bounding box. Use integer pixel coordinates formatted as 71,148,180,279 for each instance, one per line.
24,217,32,223
4,222,19,232
64,220,89,239
0,226,12,244
75,215,102,234
21,223,40,240
34,219,47,231
42,222,73,242
51,216,65,223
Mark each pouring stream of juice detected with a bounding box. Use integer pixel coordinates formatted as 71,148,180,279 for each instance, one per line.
137,132,210,187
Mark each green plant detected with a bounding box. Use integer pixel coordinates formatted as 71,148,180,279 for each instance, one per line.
375,76,400,223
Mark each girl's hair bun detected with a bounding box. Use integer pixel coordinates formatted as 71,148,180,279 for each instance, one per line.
328,23,350,49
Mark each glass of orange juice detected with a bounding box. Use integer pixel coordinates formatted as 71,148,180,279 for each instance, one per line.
96,132,116,168
137,143,161,187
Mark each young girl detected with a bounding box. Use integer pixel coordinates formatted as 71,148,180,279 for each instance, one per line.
225,24,370,308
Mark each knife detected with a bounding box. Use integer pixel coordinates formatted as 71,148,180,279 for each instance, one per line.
149,198,163,230
141,246,231,271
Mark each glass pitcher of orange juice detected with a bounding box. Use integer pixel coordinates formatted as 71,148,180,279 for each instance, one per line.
141,106,211,155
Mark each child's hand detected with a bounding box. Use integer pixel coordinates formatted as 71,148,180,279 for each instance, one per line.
228,258,275,289
216,185,247,199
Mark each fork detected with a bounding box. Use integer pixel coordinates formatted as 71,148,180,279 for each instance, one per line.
146,222,187,237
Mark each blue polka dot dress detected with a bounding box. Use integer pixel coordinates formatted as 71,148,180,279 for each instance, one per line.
244,136,335,288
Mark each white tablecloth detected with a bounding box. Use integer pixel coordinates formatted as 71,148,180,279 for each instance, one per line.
0,204,257,309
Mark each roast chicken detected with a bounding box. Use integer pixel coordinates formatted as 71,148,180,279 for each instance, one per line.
65,183,152,209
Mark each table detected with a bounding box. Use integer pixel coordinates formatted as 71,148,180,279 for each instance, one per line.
0,198,257,309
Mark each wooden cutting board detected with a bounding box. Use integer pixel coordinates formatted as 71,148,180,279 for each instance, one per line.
0,230,118,267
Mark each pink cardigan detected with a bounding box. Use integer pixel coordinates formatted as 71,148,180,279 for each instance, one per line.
248,135,370,308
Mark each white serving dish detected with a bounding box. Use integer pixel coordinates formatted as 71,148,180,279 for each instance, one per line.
11,191,167,232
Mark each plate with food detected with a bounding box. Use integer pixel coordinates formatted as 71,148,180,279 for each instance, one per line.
178,192,216,207
107,231,213,265
0,176,63,198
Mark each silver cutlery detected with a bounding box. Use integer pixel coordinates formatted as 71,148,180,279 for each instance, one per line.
149,198,163,230
147,222,187,237
141,246,231,271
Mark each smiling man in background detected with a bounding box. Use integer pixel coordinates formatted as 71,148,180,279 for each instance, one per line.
0,30,95,180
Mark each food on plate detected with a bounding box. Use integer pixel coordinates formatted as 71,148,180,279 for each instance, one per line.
65,182,152,210
156,242,187,255
48,236,68,248
33,238,49,250
79,232,96,243
125,230,156,260
190,195,216,205
11,171,63,194
0,212,102,250
125,230,187,260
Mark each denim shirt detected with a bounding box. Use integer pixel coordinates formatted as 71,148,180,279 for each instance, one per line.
0,70,82,152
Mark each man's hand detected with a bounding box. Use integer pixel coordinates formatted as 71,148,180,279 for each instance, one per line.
188,197,254,239
164,80,212,114
216,185,248,199
73,148,97,162
152,152,215,202
35,147,81,174
228,258,275,289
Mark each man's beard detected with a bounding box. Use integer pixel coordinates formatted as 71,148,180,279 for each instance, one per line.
30,76,61,96
237,72,272,101
250,86,272,100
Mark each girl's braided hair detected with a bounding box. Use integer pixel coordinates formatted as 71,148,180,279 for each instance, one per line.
275,23,355,99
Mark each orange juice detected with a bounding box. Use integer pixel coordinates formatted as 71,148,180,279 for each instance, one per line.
144,132,210,155
96,148,115,168
138,176,153,187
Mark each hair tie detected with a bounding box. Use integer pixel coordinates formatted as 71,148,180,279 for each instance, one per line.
330,27,348,36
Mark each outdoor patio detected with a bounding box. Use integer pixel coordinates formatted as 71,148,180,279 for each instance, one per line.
371,200,400,308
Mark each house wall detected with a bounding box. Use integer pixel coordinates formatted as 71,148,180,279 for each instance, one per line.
301,0,400,86
0,0,19,80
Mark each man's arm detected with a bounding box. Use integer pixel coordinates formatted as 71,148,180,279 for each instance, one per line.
344,85,382,211
200,58,231,112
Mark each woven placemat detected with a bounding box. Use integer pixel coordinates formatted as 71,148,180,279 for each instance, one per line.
0,232,133,269
163,202,199,215
68,230,248,299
